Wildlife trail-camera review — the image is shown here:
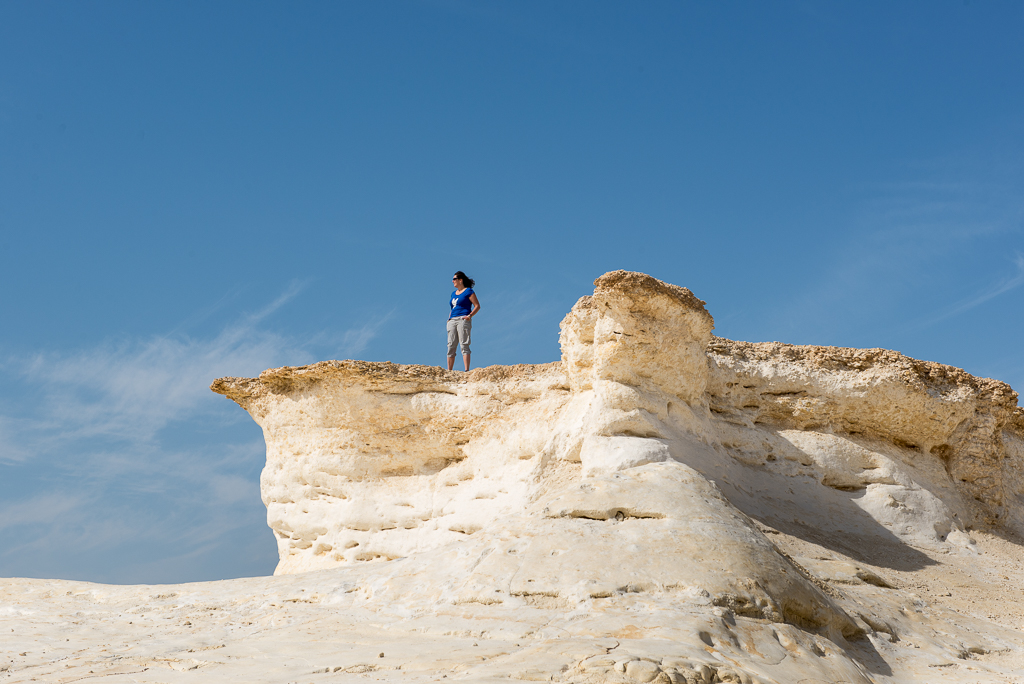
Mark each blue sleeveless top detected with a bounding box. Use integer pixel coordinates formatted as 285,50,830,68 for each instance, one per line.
449,288,474,318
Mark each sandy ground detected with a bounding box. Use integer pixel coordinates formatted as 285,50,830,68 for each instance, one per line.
4,521,1024,684
759,520,1024,682
761,523,1024,631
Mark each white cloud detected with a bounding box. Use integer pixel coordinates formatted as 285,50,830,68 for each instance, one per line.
0,492,89,532
4,281,381,457
0,416,34,464
765,160,1024,346
921,253,1024,326
0,285,388,582
336,313,394,358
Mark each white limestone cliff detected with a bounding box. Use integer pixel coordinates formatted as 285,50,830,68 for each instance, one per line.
5,271,1024,684
211,270,1024,579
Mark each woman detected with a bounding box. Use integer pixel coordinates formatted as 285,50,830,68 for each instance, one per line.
447,271,481,371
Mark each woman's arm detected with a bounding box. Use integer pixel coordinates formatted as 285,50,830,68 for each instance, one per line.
468,293,481,318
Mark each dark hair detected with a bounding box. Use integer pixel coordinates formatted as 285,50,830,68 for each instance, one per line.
453,271,475,288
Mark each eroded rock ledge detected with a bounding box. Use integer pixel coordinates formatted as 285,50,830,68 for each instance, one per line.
212,271,1023,651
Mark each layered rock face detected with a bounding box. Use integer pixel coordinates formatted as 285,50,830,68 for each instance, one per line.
213,270,1023,578
197,270,1024,684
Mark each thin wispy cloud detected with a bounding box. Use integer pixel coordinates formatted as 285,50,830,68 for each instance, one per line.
920,253,1024,327
479,286,563,361
2,279,362,458
10,325,301,453
767,160,1024,346
165,284,247,337
302,309,395,361
247,278,310,324
339,314,392,357
0,285,389,582
0,492,88,533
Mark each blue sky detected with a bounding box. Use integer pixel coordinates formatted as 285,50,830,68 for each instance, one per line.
1,1,1022,583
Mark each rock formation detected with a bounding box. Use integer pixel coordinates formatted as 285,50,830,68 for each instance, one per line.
5,271,1024,683
211,270,1024,578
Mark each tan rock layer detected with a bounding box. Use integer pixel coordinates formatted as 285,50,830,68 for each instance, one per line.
707,337,1021,521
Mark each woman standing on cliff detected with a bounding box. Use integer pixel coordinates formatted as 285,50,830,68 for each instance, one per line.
447,271,480,371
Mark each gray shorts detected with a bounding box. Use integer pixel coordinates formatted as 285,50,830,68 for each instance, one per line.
447,317,471,356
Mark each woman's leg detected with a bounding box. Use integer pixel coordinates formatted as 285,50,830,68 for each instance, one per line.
459,318,472,371
446,319,458,370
